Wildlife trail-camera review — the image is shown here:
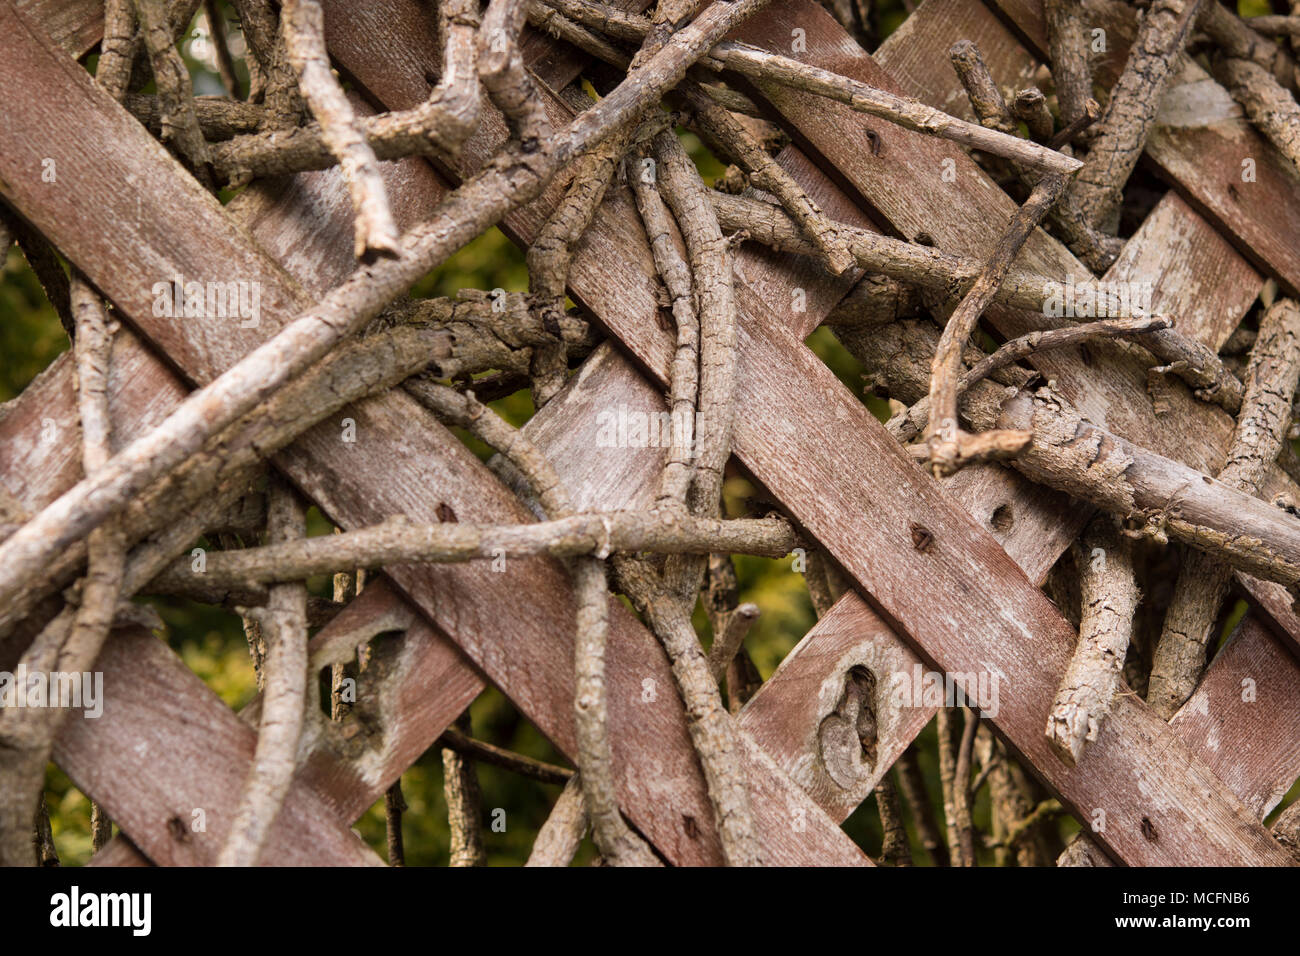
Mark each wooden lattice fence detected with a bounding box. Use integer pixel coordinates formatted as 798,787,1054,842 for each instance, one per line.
2,0,1299,866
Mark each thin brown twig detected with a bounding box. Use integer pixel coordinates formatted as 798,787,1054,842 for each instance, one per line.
217,478,309,867
1066,0,1206,234
437,727,574,784
281,0,400,257
203,0,242,98
923,175,1065,475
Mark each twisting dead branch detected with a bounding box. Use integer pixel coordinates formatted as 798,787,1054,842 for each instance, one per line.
887,314,1174,443
1046,516,1140,765
231,0,303,121
526,776,591,866
613,556,762,866
923,175,1064,475
98,0,138,102
1147,299,1300,718
479,0,552,148
628,145,700,509
681,82,855,274
1043,0,1094,130
526,132,630,406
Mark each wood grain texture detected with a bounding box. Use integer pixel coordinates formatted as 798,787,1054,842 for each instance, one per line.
1169,613,1300,820
55,628,384,866
16,0,100,56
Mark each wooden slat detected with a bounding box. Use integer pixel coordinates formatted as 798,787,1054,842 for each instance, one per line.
984,0,1300,295
1,0,866,867
16,0,98,56
54,628,384,866
1170,614,1300,820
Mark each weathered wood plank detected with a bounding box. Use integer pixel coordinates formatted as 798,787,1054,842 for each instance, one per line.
16,0,99,56
54,628,384,866
1169,613,1300,820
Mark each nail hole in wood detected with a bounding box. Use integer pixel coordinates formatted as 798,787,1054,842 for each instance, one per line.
909,522,934,552
683,814,700,840
990,503,1014,533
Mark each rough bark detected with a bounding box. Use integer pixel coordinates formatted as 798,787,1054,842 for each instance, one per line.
1147,300,1300,717
217,479,309,867
1046,517,1140,765
1066,0,1205,233
282,0,400,257
443,711,487,867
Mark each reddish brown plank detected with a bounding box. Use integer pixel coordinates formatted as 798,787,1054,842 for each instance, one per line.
55,628,383,866
16,0,99,56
